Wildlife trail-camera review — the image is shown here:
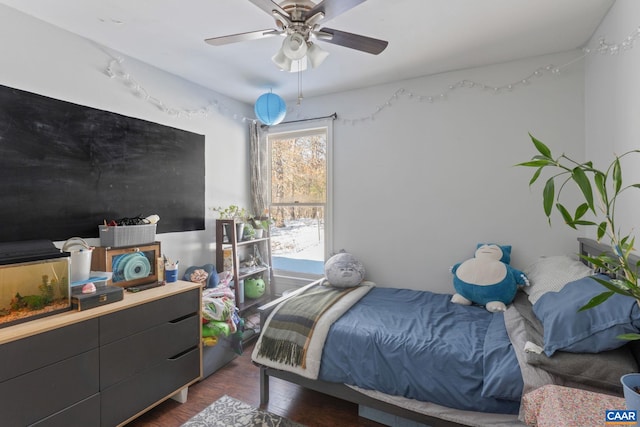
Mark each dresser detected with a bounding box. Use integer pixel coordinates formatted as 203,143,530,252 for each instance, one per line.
0,280,201,426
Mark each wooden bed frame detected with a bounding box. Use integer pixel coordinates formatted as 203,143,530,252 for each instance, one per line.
255,238,636,427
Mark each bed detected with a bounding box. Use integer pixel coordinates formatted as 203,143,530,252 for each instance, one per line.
252,238,640,426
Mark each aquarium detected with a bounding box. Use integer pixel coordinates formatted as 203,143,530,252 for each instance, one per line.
0,257,71,329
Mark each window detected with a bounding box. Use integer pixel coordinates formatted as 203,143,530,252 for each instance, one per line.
266,121,332,278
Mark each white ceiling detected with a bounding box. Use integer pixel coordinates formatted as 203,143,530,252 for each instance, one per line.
0,0,615,104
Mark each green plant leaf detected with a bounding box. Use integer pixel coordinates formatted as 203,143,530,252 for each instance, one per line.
588,253,617,264
592,276,635,296
621,236,631,251
529,134,552,158
617,333,640,341
555,203,575,228
613,157,622,194
579,291,615,311
572,220,597,226
594,172,607,206
574,203,589,220
529,167,542,186
580,254,607,270
516,160,554,168
597,221,607,240
543,178,554,217
571,167,594,212
611,277,636,290
627,236,636,253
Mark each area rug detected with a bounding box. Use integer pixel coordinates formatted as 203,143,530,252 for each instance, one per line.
182,395,306,427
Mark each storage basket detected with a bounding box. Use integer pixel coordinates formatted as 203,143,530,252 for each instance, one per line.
99,224,157,247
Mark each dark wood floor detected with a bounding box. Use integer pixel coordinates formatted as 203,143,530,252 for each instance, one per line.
125,341,386,427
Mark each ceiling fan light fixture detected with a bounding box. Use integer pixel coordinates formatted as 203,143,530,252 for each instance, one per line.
307,42,329,69
272,49,292,71
281,33,308,60
272,52,308,72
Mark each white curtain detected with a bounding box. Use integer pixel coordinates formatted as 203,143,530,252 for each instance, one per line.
249,121,268,218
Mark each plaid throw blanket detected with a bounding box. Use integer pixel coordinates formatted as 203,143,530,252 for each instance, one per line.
257,283,361,369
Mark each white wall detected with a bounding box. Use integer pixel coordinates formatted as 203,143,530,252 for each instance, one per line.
286,52,587,292
585,0,640,242
4,4,616,294
0,6,253,273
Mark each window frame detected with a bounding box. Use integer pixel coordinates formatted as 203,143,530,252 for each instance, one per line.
265,119,333,263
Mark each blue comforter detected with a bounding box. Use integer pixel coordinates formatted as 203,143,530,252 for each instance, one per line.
318,287,522,414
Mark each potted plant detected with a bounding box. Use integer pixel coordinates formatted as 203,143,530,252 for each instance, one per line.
243,222,256,240
517,134,640,408
517,134,640,317
211,205,249,241
251,217,272,238
211,204,248,221
249,208,273,239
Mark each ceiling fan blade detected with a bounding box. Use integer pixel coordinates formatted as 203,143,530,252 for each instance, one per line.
205,29,281,46
317,27,388,55
305,0,368,23
248,0,290,20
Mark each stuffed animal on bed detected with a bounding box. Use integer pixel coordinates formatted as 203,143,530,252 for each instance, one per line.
324,251,366,288
451,243,529,312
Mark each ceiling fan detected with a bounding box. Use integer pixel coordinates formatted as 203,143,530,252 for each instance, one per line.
204,0,388,72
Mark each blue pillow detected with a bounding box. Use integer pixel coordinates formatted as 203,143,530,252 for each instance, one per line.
533,275,640,356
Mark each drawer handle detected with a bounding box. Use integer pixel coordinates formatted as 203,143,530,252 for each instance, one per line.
169,346,198,360
169,313,197,324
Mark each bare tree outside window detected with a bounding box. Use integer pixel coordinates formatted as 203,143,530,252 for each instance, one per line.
268,128,327,275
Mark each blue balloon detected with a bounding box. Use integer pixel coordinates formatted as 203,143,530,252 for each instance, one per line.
254,92,286,125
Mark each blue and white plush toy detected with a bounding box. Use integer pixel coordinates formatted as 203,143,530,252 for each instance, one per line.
451,243,529,312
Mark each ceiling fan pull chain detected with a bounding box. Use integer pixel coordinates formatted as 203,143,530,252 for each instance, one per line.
297,63,304,105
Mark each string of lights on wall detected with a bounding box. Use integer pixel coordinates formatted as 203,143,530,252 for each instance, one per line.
105,55,253,122
104,25,639,126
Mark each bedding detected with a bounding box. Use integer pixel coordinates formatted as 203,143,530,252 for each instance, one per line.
512,288,639,395
254,238,640,426
523,255,593,304
318,287,522,414
255,283,366,367
532,274,640,355
255,285,524,415
252,282,373,379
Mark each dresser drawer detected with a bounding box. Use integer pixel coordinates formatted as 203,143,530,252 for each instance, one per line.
100,288,199,345
0,349,99,426
101,346,200,427
0,319,98,383
31,394,100,427
100,312,199,389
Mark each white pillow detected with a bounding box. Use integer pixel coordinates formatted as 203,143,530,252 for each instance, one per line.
523,255,593,304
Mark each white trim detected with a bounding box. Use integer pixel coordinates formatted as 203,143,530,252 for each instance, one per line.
266,118,332,263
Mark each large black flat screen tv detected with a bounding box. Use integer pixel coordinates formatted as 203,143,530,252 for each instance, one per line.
0,84,205,242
